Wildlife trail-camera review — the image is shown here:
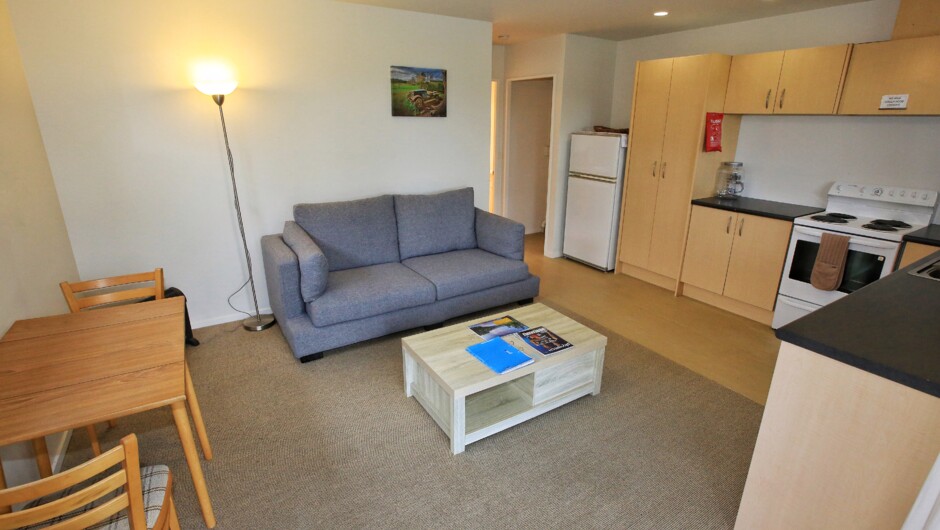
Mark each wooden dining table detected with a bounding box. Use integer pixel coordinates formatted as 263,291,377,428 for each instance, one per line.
0,297,216,527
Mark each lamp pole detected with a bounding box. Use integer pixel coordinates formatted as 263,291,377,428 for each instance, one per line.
208,92,275,332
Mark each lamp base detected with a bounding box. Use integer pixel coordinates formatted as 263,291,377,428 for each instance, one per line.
242,314,276,332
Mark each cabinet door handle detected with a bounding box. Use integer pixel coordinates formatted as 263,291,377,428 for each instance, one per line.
662,162,667,179
779,88,786,109
765,89,772,109
652,161,657,178
726,216,732,234
738,217,745,236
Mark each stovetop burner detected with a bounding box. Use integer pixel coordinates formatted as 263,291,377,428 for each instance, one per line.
827,212,857,220
862,223,898,232
870,219,913,229
811,214,849,223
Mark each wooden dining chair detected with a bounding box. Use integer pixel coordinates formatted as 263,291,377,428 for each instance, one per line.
0,434,179,529
58,269,212,462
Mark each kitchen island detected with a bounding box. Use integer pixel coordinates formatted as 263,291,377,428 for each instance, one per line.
735,251,940,529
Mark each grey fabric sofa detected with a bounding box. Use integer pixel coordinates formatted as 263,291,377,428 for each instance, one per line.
261,188,540,362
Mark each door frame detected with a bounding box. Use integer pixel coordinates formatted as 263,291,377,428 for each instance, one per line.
500,75,557,230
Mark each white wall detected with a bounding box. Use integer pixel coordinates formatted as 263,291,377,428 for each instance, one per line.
8,0,493,327
491,45,507,213
610,0,940,216
502,34,616,256
505,78,553,233
0,0,77,490
738,116,940,221
551,35,616,256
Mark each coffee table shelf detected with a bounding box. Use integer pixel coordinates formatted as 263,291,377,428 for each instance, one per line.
465,377,533,434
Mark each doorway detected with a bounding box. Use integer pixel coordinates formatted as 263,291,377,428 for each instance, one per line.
503,77,554,234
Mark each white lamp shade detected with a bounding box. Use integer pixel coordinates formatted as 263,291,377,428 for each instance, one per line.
194,79,238,96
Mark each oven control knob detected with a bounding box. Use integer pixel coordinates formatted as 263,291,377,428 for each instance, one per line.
873,187,883,196
900,190,906,197
923,192,930,200
888,189,895,197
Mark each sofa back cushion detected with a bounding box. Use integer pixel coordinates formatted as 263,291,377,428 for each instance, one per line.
394,188,476,260
293,195,400,271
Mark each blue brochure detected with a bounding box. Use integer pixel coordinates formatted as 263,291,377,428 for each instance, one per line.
466,337,534,374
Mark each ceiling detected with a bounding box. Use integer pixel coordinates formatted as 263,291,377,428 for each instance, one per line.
338,0,868,44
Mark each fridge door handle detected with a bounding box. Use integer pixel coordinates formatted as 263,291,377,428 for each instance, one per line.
569,172,616,183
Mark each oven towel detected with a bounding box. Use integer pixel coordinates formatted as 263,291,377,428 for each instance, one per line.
811,232,850,291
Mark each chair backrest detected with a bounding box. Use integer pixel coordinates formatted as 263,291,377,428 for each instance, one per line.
0,434,148,529
60,269,164,313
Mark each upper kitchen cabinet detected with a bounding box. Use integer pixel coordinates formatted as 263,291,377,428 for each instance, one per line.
839,35,940,115
723,51,784,115
617,53,737,287
724,44,852,115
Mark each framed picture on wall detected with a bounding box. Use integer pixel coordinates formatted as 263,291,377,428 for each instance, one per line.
391,66,447,117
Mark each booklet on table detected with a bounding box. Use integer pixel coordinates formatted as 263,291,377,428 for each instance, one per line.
466,337,534,374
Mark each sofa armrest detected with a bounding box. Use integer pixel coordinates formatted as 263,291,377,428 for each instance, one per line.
282,221,329,302
475,208,525,260
261,234,306,321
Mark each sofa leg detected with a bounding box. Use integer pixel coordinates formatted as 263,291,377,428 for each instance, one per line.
424,322,443,331
299,352,324,363
518,298,534,306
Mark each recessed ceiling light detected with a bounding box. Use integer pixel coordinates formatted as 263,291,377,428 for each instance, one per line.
654,11,669,17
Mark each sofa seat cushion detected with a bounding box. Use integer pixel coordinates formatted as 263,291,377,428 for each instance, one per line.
307,263,436,327
394,188,476,260
402,249,530,301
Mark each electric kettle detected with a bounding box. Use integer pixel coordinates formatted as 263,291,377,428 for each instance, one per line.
716,161,744,199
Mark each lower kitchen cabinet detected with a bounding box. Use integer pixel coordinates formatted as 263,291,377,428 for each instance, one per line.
899,242,939,268
681,205,792,316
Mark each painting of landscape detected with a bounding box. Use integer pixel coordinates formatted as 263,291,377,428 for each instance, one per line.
391,66,447,117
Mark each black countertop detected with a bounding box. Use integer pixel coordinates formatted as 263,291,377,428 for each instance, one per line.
776,251,940,398
691,196,825,221
904,224,940,246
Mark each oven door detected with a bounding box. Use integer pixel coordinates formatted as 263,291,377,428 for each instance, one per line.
778,225,899,306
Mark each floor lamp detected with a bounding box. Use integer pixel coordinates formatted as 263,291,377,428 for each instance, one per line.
195,79,275,331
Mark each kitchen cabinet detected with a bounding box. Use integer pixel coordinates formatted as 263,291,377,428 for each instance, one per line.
724,44,852,115
681,206,792,312
617,53,737,287
899,242,939,268
839,35,940,115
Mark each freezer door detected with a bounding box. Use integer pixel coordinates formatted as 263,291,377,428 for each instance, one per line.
569,134,624,180
563,175,619,270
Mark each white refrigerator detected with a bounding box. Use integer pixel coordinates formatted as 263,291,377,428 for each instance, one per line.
562,132,627,271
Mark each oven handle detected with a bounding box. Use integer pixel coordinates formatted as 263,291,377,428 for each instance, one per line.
793,226,899,250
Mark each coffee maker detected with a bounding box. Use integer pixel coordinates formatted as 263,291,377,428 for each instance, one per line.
716,161,744,199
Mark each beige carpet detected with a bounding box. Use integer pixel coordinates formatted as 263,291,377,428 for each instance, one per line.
63,303,763,529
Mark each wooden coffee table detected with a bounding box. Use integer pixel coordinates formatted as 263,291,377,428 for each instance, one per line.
402,303,607,454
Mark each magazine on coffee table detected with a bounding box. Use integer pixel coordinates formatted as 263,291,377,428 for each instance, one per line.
468,315,529,340
518,326,572,355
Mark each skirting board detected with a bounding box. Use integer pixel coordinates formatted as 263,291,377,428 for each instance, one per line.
617,262,676,291
192,306,274,330
681,283,773,325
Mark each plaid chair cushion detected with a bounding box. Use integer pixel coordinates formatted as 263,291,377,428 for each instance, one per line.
22,465,170,529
